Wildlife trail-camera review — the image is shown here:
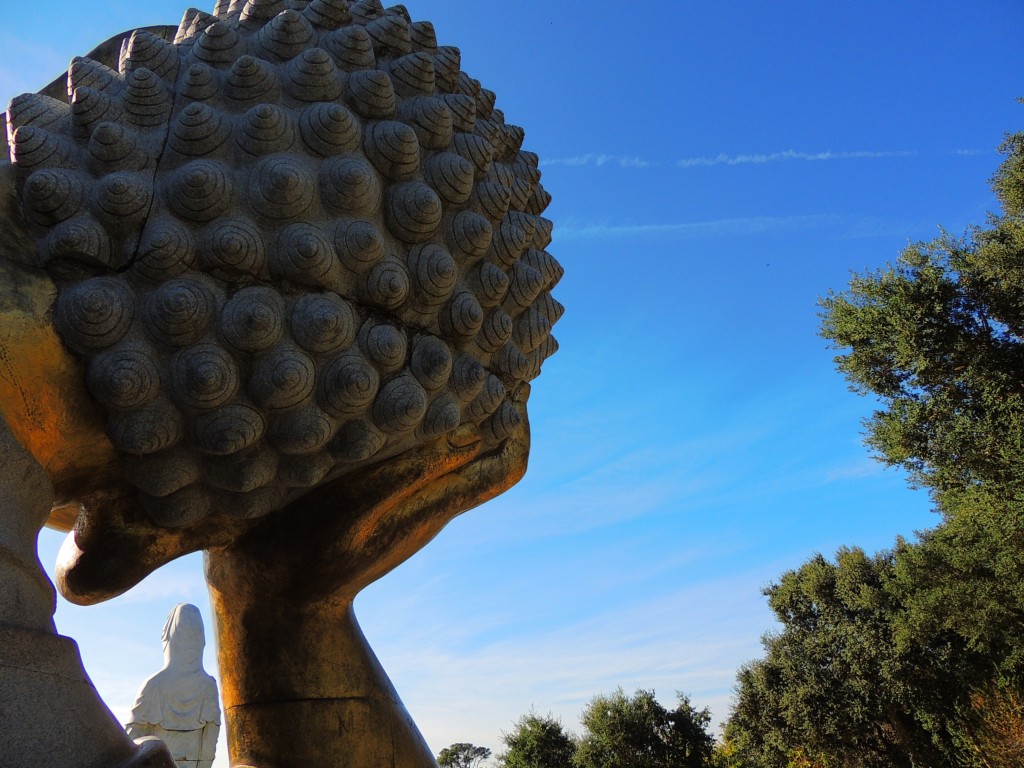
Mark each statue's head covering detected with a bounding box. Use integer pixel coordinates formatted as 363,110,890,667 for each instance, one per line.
162,602,206,670
5,0,562,531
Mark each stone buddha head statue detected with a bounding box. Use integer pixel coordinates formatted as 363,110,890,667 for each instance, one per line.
1,0,561,605
4,3,561,764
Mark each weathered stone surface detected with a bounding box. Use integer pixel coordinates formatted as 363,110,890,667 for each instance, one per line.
0,2,561,766
205,390,531,767
7,0,562,531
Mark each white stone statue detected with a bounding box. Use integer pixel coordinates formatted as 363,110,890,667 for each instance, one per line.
126,603,221,768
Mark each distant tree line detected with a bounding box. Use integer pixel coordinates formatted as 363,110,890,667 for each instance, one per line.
438,688,719,768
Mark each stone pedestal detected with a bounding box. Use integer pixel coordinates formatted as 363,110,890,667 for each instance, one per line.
0,630,171,768
0,415,174,768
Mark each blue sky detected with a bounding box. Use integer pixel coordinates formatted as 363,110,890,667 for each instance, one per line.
6,0,1023,763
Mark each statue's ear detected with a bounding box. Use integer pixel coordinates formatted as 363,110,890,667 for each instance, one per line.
38,25,178,102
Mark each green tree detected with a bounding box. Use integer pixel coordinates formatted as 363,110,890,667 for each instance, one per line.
891,499,1024,763
724,496,1024,767
819,130,1024,514
725,118,1024,768
813,114,1024,765
893,492,1024,679
709,735,762,768
573,688,716,768
668,694,718,768
499,712,576,768
724,657,807,768
725,547,968,768
438,742,493,768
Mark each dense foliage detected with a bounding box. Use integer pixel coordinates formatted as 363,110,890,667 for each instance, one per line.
725,526,1024,767
498,712,576,768
573,689,716,768
724,127,1024,766
724,547,967,767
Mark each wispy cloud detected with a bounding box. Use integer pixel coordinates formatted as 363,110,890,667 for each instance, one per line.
540,148,933,171
556,214,841,241
951,148,989,157
677,149,917,168
541,153,656,168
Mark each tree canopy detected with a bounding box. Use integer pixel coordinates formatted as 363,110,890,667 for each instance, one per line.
819,130,1024,514
499,712,576,768
573,688,716,768
724,529,1024,767
725,121,1024,767
724,546,966,768
438,743,493,768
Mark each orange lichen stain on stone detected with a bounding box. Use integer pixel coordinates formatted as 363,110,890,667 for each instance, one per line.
0,318,111,454
0,286,116,531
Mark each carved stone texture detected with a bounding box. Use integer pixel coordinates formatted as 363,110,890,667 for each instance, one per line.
126,604,221,768
1,2,562,766
7,0,563,531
